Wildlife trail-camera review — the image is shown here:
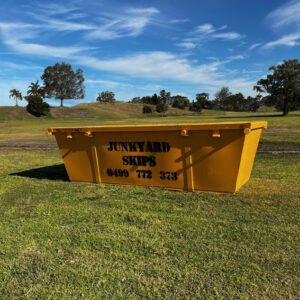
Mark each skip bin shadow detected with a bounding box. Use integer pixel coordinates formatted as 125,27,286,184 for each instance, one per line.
10,164,69,182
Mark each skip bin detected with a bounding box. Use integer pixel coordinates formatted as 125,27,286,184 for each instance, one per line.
48,121,267,193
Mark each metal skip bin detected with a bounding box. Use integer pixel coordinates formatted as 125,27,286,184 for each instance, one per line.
48,121,267,193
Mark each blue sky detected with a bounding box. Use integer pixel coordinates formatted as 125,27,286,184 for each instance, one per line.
0,0,299,106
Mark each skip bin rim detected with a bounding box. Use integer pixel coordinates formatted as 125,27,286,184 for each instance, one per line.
49,121,267,133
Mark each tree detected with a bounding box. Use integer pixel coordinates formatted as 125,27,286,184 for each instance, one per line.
9,89,22,106
196,93,210,109
25,95,50,117
254,59,300,115
214,87,232,110
159,89,171,104
130,97,141,103
96,91,116,103
245,96,261,112
27,81,44,97
156,102,168,113
143,105,153,114
189,93,210,112
151,93,159,105
223,93,245,111
140,96,152,104
171,95,190,109
41,62,85,107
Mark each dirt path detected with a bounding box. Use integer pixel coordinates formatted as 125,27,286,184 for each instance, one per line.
0,141,299,153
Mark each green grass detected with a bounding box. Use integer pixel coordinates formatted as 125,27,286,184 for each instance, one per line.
1,106,299,151
0,105,299,298
0,151,299,298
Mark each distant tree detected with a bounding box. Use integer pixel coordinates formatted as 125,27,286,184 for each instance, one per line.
214,87,232,110
223,93,246,111
130,97,141,103
189,101,202,112
159,89,171,104
156,102,168,113
151,93,159,105
9,89,22,107
140,96,152,104
171,95,190,109
245,96,261,112
143,105,153,114
189,93,210,112
254,59,300,115
196,93,211,109
25,95,50,117
41,62,85,107
96,91,116,103
27,81,44,97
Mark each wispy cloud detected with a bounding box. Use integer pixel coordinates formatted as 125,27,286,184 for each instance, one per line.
0,61,42,71
267,0,300,29
85,8,159,40
0,22,94,58
262,32,300,49
176,23,244,49
170,18,190,24
72,51,252,90
249,43,262,50
261,0,300,50
23,3,160,41
176,42,196,49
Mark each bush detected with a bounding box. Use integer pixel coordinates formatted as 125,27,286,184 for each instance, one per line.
96,91,115,103
189,101,202,112
171,95,190,109
156,103,168,113
26,95,50,117
143,105,153,114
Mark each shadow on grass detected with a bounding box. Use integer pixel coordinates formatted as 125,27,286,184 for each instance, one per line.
10,164,69,181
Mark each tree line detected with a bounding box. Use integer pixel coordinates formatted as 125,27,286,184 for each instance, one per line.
8,59,300,116
127,88,261,114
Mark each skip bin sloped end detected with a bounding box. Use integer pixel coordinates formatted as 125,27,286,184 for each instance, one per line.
235,124,267,191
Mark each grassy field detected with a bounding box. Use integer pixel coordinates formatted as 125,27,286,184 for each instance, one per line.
0,104,299,298
0,104,299,151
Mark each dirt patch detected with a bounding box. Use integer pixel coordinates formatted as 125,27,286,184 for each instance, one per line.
1,140,300,153
0,141,58,151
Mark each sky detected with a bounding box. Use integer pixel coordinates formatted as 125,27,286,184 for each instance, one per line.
0,0,299,106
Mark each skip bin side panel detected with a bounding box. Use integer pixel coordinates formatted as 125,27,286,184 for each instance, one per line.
236,128,263,190
54,132,97,182
187,129,244,192
92,131,186,190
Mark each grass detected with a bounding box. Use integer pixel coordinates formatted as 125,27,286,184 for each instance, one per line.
0,151,299,298
0,104,299,298
1,105,299,151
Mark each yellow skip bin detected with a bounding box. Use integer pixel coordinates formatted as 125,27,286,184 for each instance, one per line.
48,121,267,193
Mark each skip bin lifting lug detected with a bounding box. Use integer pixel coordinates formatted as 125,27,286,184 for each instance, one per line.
84,131,94,137
244,128,251,135
212,130,221,138
180,129,189,137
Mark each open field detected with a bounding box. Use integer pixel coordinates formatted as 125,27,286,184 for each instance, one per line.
0,104,299,298
0,104,299,152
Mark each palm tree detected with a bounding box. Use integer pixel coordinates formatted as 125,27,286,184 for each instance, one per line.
9,89,22,107
27,81,44,97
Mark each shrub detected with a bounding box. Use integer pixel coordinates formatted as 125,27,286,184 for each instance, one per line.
156,102,168,113
143,105,153,114
26,95,50,117
96,91,115,103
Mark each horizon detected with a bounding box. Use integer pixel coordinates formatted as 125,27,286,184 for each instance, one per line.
0,0,300,106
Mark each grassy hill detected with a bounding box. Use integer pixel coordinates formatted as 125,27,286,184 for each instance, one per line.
0,102,198,121
0,105,299,297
